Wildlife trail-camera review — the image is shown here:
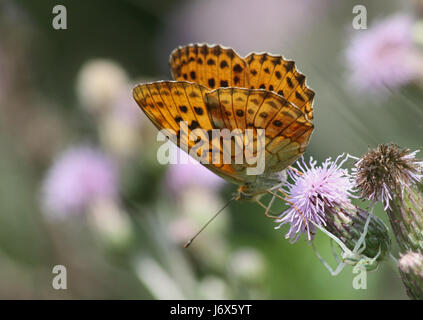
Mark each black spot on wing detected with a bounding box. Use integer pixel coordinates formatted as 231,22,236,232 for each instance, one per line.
194,106,204,115
273,120,282,127
220,60,228,69
233,64,243,73
275,71,282,79
236,110,244,117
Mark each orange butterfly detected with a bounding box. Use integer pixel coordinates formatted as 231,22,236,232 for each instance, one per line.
133,44,314,202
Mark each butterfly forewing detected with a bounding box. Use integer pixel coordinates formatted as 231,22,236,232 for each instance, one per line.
134,81,247,184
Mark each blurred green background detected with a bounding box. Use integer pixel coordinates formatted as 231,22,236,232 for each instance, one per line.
0,0,422,299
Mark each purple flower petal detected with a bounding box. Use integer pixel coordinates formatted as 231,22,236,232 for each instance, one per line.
276,154,355,242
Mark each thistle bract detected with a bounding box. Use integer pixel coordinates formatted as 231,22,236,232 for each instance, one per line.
354,144,423,210
399,251,423,300
389,181,423,253
325,204,391,269
354,144,423,253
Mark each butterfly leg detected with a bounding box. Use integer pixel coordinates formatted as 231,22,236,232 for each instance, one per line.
267,189,308,229
256,197,280,219
264,193,276,218
276,188,292,200
288,166,303,176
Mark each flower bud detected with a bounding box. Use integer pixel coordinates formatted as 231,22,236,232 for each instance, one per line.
325,204,391,268
354,144,423,253
389,181,423,252
398,251,423,300
354,144,423,209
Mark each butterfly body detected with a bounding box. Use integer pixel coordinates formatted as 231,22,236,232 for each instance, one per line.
237,171,286,201
133,44,315,199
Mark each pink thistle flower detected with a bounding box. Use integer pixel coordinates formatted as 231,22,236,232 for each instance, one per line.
41,146,119,218
276,154,356,242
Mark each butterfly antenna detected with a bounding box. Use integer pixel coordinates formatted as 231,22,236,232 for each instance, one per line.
184,195,236,248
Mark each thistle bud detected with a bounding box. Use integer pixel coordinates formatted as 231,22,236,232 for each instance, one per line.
354,144,423,253
325,204,391,268
354,144,423,209
389,182,423,252
398,251,423,300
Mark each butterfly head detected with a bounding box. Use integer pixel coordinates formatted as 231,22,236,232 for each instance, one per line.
237,185,260,201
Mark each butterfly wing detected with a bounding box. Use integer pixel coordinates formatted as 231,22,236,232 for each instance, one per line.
245,52,315,121
133,81,246,186
204,87,314,175
135,44,315,192
170,44,314,121
133,81,313,187
170,44,249,90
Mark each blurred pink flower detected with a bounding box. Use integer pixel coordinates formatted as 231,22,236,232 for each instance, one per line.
110,83,141,128
165,147,225,195
162,0,331,56
41,146,119,217
345,14,418,93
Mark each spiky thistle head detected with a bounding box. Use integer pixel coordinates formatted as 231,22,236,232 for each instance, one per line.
354,144,423,209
